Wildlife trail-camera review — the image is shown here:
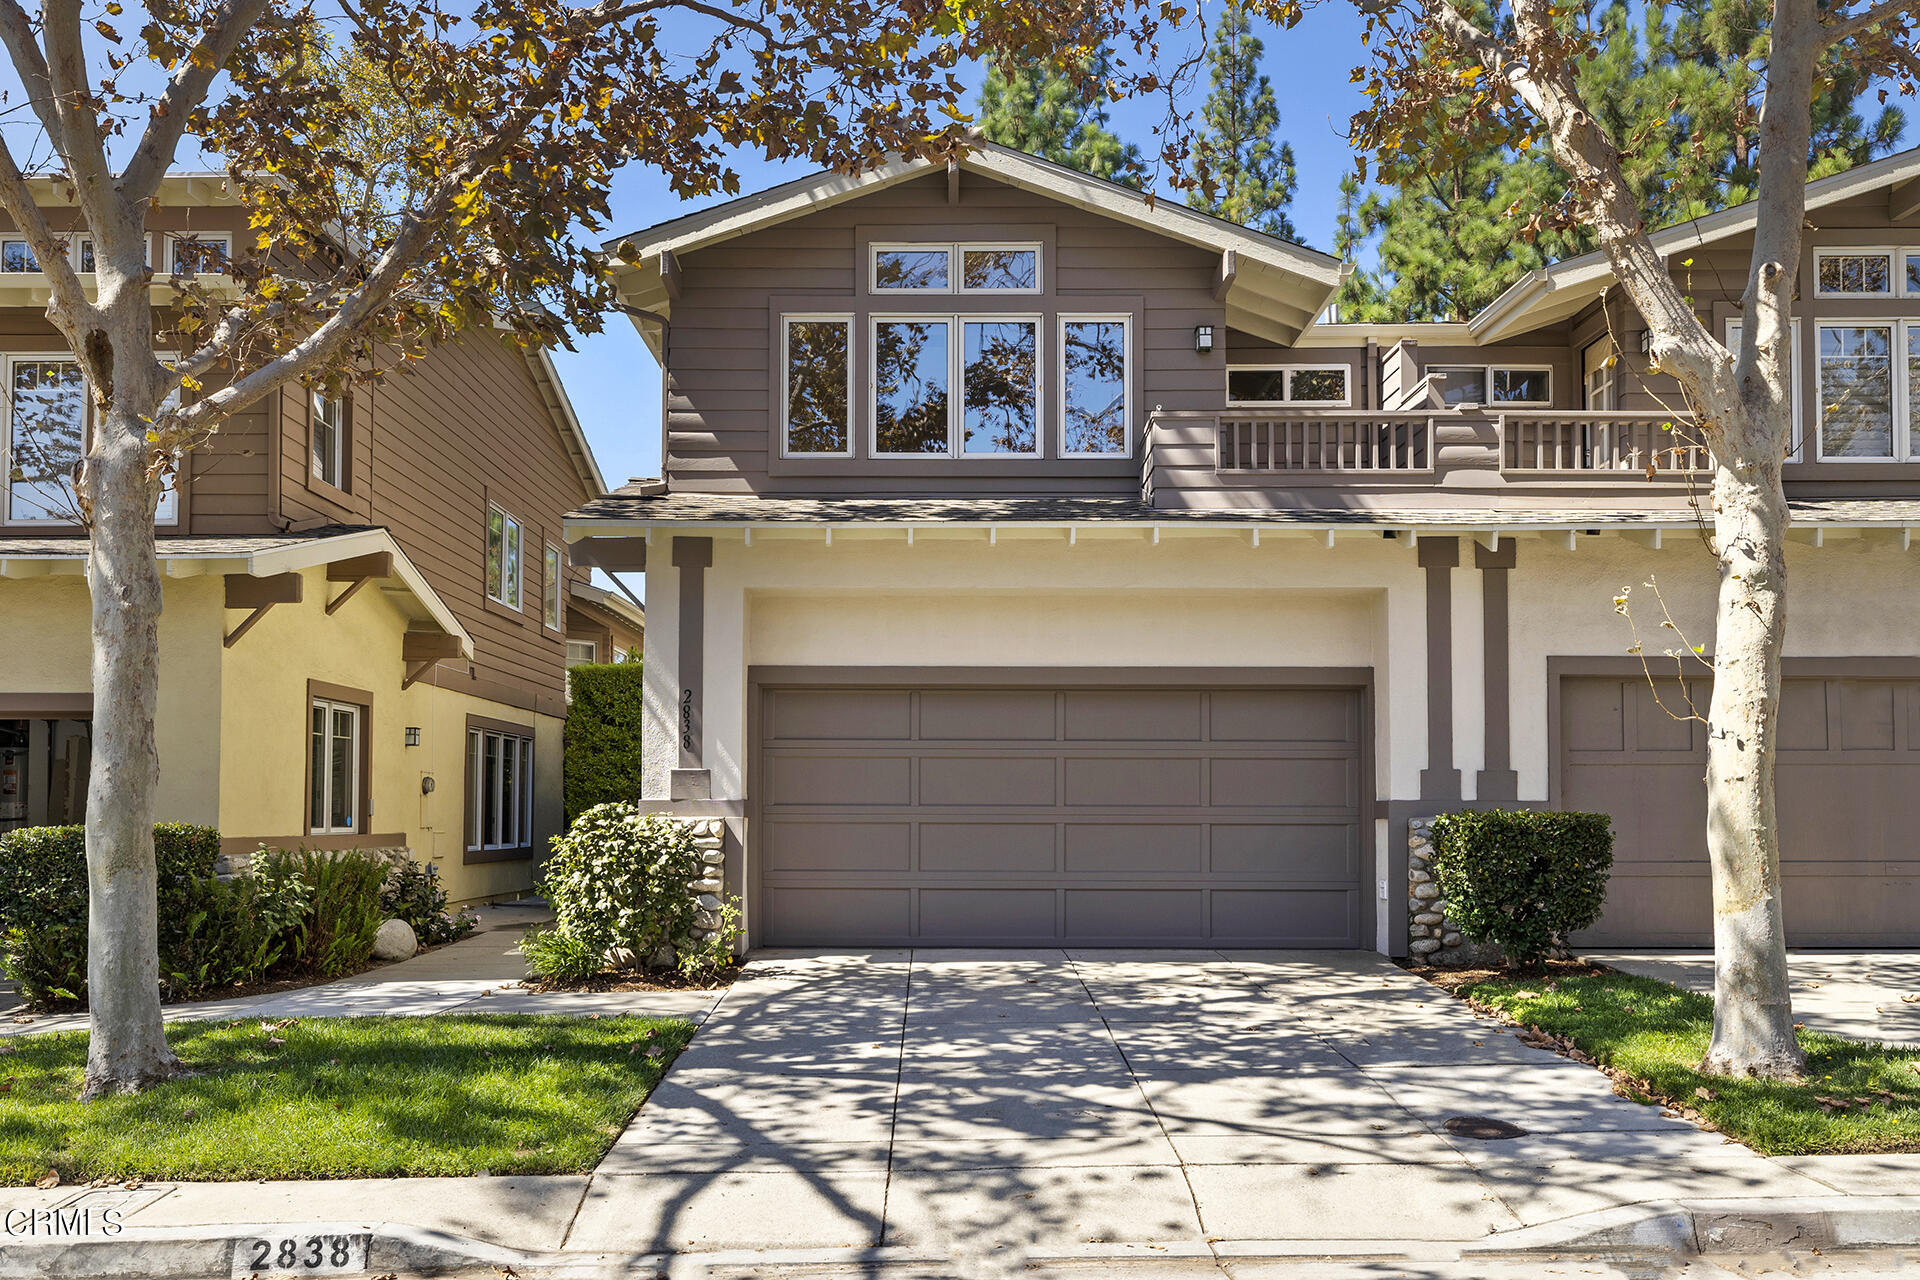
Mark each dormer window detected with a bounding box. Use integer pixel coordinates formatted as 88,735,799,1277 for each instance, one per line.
870,243,1041,294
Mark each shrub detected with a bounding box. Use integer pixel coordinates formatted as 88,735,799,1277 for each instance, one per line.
564,662,647,821
540,805,702,969
1427,809,1615,969
255,849,388,978
380,860,476,947
163,875,292,1000
519,927,604,983
676,895,743,982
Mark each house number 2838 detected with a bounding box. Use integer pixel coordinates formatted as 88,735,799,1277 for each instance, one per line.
232,1233,370,1276
681,688,694,750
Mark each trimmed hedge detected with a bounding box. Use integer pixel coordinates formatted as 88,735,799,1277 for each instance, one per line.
1428,809,1615,969
564,661,647,821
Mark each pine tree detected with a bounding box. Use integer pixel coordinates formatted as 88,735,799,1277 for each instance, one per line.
1338,0,1906,321
1186,0,1298,240
976,50,1143,186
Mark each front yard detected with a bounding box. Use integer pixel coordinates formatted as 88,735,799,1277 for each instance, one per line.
1439,968,1920,1155
0,1014,693,1184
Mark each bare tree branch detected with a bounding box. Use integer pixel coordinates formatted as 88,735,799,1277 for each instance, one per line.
1819,0,1920,48
42,0,117,209
119,0,277,205
0,0,73,158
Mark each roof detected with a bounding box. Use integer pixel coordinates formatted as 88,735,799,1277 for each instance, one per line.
569,578,645,630
1467,147,1920,342
565,491,1920,535
521,345,607,496
606,139,1348,350
0,526,475,658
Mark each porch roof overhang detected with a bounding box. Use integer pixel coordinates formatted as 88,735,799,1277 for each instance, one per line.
0,525,475,658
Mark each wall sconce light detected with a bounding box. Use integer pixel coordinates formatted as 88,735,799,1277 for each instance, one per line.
1194,325,1215,354
404,727,421,747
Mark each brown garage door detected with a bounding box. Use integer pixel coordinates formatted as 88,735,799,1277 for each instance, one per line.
755,680,1368,947
1561,672,1920,946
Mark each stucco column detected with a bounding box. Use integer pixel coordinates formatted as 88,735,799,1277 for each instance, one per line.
1475,540,1519,803
670,536,713,800
1417,537,1462,803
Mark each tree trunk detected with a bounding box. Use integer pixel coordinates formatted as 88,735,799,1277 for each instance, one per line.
80,397,181,1099
1700,414,1806,1079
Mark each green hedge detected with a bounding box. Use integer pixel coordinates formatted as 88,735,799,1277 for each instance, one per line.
564,661,647,821
1428,809,1615,969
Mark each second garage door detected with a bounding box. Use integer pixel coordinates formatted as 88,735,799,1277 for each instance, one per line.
1562,671,1920,946
755,679,1369,947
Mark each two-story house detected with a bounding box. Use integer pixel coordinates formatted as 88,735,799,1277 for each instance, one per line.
570,140,1920,955
0,176,608,905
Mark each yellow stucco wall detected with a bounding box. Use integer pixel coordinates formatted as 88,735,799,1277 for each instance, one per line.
0,572,223,825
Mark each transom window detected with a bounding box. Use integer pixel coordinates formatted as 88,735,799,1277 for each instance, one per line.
870,243,1041,294
486,502,523,608
872,315,1039,456
1816,250,1893,297
782,317,852,456
1429,364,1553,407
1812,321,1920,461
1225,365,1351,407
468,724,534,852
1061,316,1131,456
309,699,362,835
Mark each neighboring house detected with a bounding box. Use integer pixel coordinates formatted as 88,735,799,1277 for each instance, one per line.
568,141,1920,954
566,579,645,666
0,176,607,905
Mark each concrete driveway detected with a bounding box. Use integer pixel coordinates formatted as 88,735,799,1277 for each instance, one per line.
577,948,1866,1258
1594,951,1920,1046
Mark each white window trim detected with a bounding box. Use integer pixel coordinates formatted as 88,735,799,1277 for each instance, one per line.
163,231,233,277
869,313,1044,459
1814,247,1899,298
73,235,152,273
1813,317,1909,463
3,351,87,526
311,390,345,489
310,698,361,836
0,236,42,274
1724,317,1804,462
779,313,855,459
868,241,1043,295
543,543,564,632
1058,313,1135,458
486,501,524,609
1427,363,1554,408
1223,363,1354,409
467,726,534,853
0,233,155,276
565,639,598,665
151,352,182,527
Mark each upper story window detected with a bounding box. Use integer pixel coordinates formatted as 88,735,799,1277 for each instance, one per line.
1225,365,1351,407
1061,316,1131,456
167,232,231,276
870,243,1041,294
565,639,597,666
1430,364,1552,407
1726,318,1804,458
0,238,38,273
782,316,852,456
543,544,564,631
486,502,523,609
1816,250,1893,297
872,315,1038,456
1812,321,1920,461
311,391,345,489
4,356,84,522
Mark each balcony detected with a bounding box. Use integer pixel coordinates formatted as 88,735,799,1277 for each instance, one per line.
1143,406,1709,512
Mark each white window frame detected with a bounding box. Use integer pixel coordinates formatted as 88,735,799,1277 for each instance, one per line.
1427,363,1554,407
543,543,564,631
0,236,40,273
1724,317,1804,462
486,501,524,609
565,639,598,666
164,231,233,277
778,314,854,459
467,726,534,853
1223,363,1353,408
869,312,1044,459
1813,318,1912,463
311,390,345,489
73,235,151,274
1058,313,1135,458
2,352,88,526
309,698,361,836
1814,247,1898,298
868,241,1043,295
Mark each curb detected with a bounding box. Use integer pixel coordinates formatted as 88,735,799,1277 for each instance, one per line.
0,1221,561,1280
1465,1195,1920,1256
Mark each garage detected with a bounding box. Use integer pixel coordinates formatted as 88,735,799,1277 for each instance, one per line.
752,675,1370,947
1559,668,1920,947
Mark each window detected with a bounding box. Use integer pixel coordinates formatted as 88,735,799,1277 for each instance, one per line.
613,647,629,663
1816,250,1892,297
151,366,183,526
1429,364,1551,407
782,317,851,456
311,391,344,489
1726,318,1804,459
1582,338,1616,411
1818,323,1896,459
543,544,563,631
1061,317,1131,456
1225,365,1351,407
565,640,597,666
870,243,1040,294
5,357,86,522
75,240,94,274
167,233,231,276
486,503,523,608
872,316,1039,456
468,724,534,853
1492,367,1552,405
0,238,38,273
309,699,361,835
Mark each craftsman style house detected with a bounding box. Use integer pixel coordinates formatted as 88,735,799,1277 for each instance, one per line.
568,140,1920,955
0,176,607,904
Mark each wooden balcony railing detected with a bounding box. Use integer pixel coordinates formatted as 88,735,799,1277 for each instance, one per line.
1216,411,1436,474
1497,411,1709,474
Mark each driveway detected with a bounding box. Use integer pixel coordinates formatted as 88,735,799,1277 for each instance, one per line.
1593,951,1920,1046
576,948,1859,1258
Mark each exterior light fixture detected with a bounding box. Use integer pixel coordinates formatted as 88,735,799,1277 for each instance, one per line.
1194,325,1215,354
405,726,422,747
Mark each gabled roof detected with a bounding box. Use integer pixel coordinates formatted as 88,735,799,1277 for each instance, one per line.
1468,147,1920,342
521,345,607,497
606,140,1348,349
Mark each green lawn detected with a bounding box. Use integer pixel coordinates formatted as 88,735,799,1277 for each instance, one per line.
1459,972,1920,1155
0,1014,694,1183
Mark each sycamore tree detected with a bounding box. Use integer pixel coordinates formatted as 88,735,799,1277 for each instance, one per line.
4,0,1208,1100
1338,0,1919,1076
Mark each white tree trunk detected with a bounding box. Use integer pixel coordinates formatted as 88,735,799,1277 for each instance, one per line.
80,393,181,1099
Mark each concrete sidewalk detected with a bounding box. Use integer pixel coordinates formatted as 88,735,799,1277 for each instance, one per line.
1593,951,1920,1046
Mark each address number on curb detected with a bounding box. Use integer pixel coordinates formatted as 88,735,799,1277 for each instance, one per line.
231,1234,371,1277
